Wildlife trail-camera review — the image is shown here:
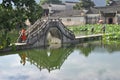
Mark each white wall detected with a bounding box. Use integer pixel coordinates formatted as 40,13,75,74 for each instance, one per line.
117,14,120,16
86,14,100,24
60,16,86,26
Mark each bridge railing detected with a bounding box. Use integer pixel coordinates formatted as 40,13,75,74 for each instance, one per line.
58,19,75,40
26,18,50,36
17,19,42,43
26,19,43,35
27,19,49,38
17,18,47,43
26,19,40,32
26,19,49,44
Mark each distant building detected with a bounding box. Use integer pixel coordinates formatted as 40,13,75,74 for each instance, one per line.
41,1,78,16
42,0,120,25
87,0,120,24
51,10,86,25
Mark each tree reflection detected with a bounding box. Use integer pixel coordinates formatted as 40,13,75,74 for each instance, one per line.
104,43,120,53
19,47,74,72
76,41,120,57
76,42,96,57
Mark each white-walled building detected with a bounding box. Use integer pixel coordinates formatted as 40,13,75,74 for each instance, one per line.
42,0,120,25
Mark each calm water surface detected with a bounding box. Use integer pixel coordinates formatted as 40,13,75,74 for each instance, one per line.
0,42,120,80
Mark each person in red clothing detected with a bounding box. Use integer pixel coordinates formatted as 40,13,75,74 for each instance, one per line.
20,28,27,42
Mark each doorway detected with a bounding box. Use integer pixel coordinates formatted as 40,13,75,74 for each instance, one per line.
108,18,113,24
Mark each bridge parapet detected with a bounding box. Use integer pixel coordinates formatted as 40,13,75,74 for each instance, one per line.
17,17,75,47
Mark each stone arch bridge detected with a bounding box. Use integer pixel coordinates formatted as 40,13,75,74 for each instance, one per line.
17,17,75,47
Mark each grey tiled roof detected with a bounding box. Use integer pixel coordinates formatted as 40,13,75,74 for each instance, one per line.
41,3,50,9
41,1,78,11
51,10,83,17
49,4,66,11
87,5,120,14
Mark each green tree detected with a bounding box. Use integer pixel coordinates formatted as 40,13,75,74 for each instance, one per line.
74,0,95,10
11,0,43,24
0,4,14,30
106,0,110,5
0,0,43,48
0,0,43,30
106,0,115,6
40,0,62,5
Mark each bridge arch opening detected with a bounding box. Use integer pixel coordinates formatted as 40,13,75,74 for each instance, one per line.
46,27,62,46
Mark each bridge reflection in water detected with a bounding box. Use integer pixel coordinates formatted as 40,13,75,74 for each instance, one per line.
1,41,120,79
8,41,120,73
19,45,74,72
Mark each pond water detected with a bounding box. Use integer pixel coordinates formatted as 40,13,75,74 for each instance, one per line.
0,41,120,80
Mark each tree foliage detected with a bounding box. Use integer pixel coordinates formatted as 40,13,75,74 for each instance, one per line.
0,0,43,30
40,0,62,5
0,0,43,48
106,0,115,6
0,4,14,30
74,0,95,10
106,0,110,5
